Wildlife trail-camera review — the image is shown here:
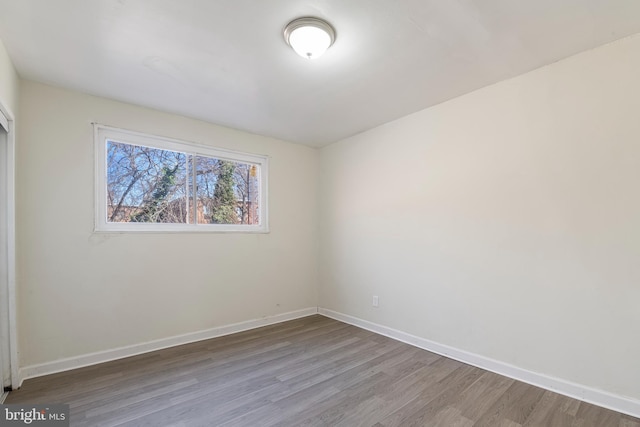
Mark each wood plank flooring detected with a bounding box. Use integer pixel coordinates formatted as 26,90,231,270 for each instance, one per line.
7,315,640,426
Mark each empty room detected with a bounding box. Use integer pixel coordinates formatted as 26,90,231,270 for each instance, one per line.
0,0,639,426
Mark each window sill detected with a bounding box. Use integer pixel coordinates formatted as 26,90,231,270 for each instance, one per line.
94,224,270,234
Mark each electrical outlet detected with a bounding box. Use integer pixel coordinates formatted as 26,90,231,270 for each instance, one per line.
372,295,379,307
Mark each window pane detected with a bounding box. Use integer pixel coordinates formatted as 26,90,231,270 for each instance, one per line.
195,156,260,225
234,162,260,225
107,141,188,223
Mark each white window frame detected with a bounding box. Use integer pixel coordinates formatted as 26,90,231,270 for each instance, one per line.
94,124,269,233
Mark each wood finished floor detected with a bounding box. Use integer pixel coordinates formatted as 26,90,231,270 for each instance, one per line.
7,315,640,427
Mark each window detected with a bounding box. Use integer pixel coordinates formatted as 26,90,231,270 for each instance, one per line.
95,125,268,232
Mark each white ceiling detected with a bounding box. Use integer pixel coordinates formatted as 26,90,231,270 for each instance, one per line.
1,1,640,147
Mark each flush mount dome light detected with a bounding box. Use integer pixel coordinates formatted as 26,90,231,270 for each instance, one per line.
284,17,336,60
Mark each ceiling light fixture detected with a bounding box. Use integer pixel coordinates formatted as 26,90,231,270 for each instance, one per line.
284,17,336,60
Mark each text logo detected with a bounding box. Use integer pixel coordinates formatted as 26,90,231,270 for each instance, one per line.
0,404,69,426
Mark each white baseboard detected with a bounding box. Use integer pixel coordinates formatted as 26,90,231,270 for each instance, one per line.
318,308,640,419
19,307,318,386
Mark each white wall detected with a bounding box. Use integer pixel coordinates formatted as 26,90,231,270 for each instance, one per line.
17,80,319,368
0,38,19,114
320,34,640,403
